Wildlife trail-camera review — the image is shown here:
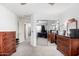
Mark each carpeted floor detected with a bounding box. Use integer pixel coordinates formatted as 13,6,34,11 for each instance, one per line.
37,37,48,46
12,38,63,56
37,37,56,46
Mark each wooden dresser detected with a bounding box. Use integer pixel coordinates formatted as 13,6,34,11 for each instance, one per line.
57,35,79,56
48,32,56,43
0,32,16,56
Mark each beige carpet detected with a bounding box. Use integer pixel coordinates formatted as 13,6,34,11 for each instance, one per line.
12,38,63,56
37,37,48,46
37,37,56,46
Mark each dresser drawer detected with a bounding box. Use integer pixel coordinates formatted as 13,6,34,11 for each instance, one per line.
0,32,16,56
3,46,16,53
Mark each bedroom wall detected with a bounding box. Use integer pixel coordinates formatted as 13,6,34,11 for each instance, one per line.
0,4,19,38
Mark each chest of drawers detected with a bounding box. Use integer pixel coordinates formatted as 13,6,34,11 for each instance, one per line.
0,32,16,56
48,33,56,43
57,35,79,56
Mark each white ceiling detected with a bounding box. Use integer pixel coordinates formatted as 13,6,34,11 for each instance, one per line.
0,3,75,17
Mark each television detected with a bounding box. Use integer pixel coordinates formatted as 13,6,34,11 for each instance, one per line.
70,29,79,38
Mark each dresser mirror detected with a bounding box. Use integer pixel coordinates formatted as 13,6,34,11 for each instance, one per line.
66,18,78,36
36,20,58,46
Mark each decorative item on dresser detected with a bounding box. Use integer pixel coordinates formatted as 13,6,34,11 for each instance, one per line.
0,32,16,56
57,35,79,56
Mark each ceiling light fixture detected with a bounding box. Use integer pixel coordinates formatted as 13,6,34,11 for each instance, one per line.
48,3,55,6
20,3,27,5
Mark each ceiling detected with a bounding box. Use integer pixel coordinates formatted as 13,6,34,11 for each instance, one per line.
0,3,75,17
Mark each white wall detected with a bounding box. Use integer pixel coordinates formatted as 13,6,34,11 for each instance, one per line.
19,18,25,43
31,20,37,46
0,4,18,38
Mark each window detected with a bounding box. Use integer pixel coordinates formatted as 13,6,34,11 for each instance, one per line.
36,26,41,32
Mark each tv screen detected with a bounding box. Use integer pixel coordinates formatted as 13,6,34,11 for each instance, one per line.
70,29,79,38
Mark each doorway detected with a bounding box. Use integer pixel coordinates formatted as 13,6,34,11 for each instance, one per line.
24,23,31,43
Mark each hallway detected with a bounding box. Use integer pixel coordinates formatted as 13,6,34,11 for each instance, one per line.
12,38,63,56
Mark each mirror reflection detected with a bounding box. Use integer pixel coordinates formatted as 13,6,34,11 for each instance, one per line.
36,20,59,46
